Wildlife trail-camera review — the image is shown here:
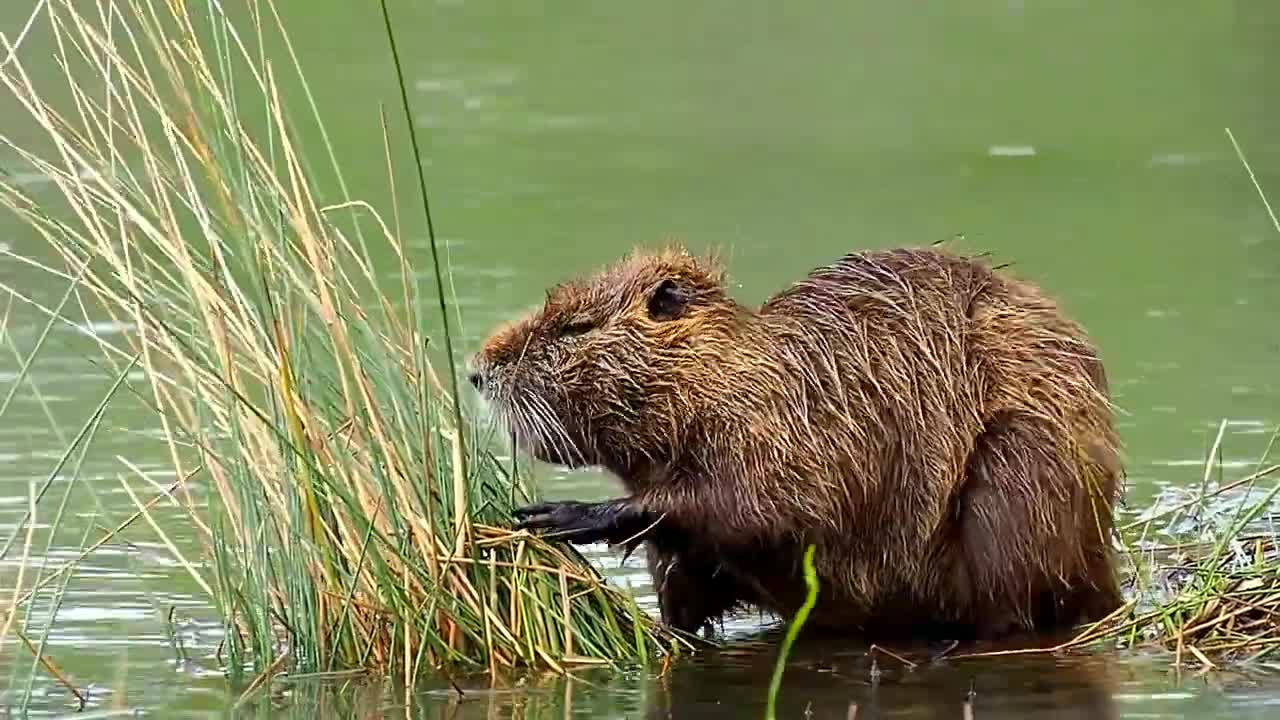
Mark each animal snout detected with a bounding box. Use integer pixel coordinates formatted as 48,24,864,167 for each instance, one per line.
468,370,485,390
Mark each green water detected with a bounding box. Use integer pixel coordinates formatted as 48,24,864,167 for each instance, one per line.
2,1,1278,717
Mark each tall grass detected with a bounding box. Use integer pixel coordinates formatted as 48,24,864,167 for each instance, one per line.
0,0,686,689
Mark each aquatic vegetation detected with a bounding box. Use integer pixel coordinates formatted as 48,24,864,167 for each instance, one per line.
765,544,819,720
0,0,686,694
1095,426,1280,667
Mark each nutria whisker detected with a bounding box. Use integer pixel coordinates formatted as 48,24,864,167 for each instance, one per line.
515,394,556,463
472,244,1124,640
521,388,583,467
503,393,536,455
539,391,585,465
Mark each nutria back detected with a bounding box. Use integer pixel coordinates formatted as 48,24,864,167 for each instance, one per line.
473,245,1124,639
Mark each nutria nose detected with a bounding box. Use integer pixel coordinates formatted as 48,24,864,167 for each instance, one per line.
468,371,484,391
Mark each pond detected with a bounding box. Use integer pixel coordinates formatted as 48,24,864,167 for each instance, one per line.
1,0,1278,717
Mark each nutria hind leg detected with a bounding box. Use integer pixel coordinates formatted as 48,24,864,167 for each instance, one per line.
646,543,743,636
954,412,1120,639
1044,548,1124,628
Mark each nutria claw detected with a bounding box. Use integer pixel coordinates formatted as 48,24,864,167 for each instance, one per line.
513,499,655,547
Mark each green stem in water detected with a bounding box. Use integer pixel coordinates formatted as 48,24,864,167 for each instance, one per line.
377,0,468,469
765,544,819,720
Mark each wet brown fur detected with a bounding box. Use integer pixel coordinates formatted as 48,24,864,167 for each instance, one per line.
470,245,1125,640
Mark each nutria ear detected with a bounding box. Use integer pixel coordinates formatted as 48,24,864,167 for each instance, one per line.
647,279,691,320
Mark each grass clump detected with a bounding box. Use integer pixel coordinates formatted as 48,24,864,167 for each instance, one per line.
0,0,686,687
1094,429,1280,667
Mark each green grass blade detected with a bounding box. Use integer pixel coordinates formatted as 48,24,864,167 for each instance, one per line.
765,544,819,720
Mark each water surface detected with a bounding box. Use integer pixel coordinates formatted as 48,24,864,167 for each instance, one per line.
1,1,1278,717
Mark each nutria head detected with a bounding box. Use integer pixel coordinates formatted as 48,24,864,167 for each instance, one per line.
469,247,746,478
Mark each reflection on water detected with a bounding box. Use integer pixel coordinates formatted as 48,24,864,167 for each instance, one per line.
648,646,1119,720
178,638,1280,720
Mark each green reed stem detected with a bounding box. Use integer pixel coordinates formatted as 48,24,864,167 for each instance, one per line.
0,257,91,423
765,544,819,720
377,0,467,469
0,353,139,561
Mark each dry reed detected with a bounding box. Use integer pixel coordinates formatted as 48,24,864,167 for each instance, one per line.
0,0,687,691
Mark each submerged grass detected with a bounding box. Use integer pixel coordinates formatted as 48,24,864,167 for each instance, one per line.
0,0,686,691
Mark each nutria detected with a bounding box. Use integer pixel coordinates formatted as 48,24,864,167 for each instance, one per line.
469,244,1124,640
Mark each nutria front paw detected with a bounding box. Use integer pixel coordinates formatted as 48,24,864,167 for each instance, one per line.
513,499,654,546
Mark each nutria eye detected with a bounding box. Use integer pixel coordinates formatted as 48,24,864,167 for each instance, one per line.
647,279,689,321
561,320,594,337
